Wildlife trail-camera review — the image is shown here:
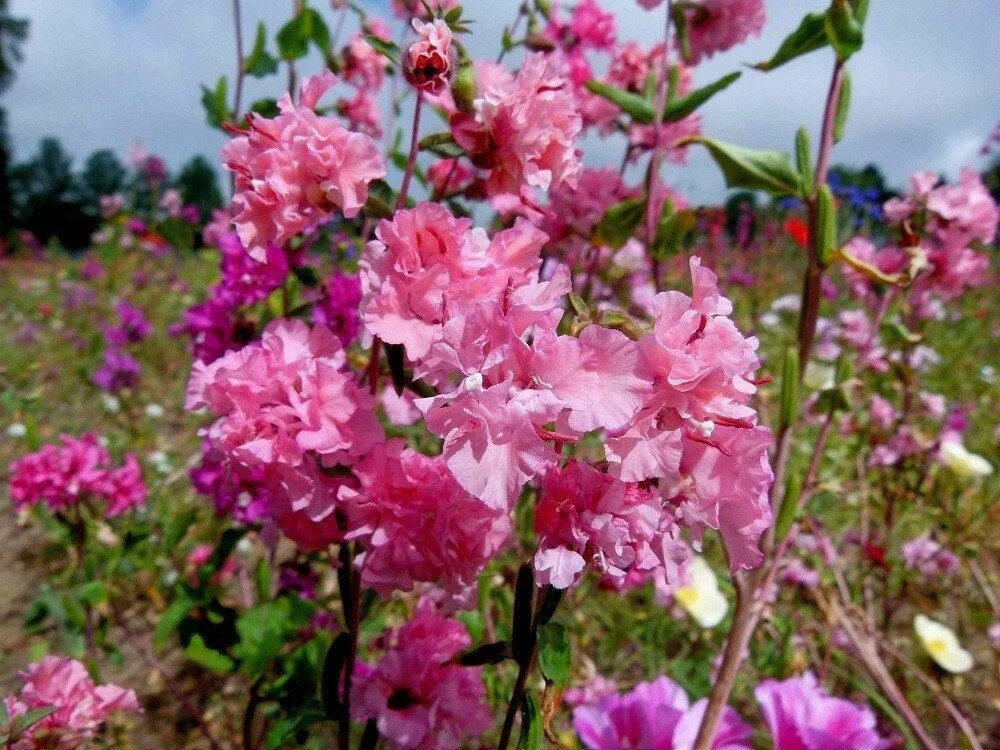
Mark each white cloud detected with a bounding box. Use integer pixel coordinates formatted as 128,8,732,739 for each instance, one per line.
5,0,999,202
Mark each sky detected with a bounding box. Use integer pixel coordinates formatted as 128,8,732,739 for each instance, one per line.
4,0,999,203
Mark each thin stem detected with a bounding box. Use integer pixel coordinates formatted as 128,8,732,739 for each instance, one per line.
336,543,361,750
644,0,674,291
496,646,536,750
242,678,263,750
232,0,246,121
397,92,424,210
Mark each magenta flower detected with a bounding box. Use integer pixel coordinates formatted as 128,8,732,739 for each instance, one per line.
352,601,491,749
451,52,582,199
573,676,752,749
349,439,511,598
92,348,141,392
312,270,362,347
217,231,290,306
9,434,147,518
103,299,151,346
189,440,270,525
223,71,386,260
533,460,662,589
3,656,140,750
755,672,892,750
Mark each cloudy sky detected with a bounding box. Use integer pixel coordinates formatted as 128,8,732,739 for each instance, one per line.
5,0,999,202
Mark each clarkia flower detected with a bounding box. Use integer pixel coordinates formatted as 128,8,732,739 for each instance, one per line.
404,19,453,95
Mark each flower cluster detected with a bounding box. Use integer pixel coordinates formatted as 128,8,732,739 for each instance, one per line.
3,656,140,750
9,434,147,517
352,601,491,749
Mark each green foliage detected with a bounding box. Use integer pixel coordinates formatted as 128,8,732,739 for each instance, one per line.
753,12,829,71
244,21,279,78
175,155,223,223
278,8,332,60
537,622,571,688
593,198,646,249
682,136,803,197
662,71,742,122
200,75,229,130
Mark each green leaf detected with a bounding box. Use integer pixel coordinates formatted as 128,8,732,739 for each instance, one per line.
652,202,697,260
775,473,802,542
817,184,838,266
254,558,272,602
277,12,310,60
833,71,852,143
185,634,235,674
321,633,351,719
248,98,280,118
662,71,741,122
824,0,864,61
593,198,646,249
516,694,542,750
199,528,245,588
155,598,194,650
795,126,814,190
16,706,56,731
244,22,279,78
753,12,828,71
200,76,229,130
584,80,655,124
537,622,571,688
681,136,803,197
306,9,331,54
511,563,535,665
293,266,321,287
779,347,800,430
455,640,513,666
365,33,400,64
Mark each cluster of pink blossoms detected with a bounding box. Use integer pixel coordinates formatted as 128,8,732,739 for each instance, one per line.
352,601,491,749
3,656,140,750
223,71,386,260
9,434,147,517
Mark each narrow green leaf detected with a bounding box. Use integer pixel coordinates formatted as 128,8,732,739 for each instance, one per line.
681,136,803,197
833,71,852,143
753,12,828,71
185,635,235,674
662,71,742,122
817,184,838,266
511,563,535,665
516,694,542,750
775,473,802,542
154,598,194,651
322,633,351,719
537,622,571,688
365,34,400,64
16,706,56,731
455,640,513,666
200,76,229,130
535,586,565,627
584,80,655,124
824,0,864,61
795,127,814,191
593,198,646,249
779,347,800,430
244,22,279,78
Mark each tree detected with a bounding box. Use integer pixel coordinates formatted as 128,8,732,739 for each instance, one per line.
0,0,29,94
80,149,126,213
175,154,223,222
10,137,94,249
0,107,11,230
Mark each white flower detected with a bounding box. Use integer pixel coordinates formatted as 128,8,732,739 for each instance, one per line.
5,423,26,438
674,556,728,628
148,450,173,475
802,362,836,391
914,614,973,673
770,294,801,313
939,440,992,479
101,394,121,413
758,312,780,328
145,403,165,419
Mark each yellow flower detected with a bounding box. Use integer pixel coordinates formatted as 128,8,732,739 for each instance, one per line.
674,556,728,628
914,614,973,673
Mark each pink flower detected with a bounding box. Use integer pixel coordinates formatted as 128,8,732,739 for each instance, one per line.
352,601,491,749
186,319,382,548
426,158,475,197
901,533,960,579
755,672,892,750
683,0,767,64
569,0,617,51
223,71,385,260
339,90,383,139
534,461,663,589
405,20,453,95
390,0,459,21
573,676,752,749
349,440,511,598
186,543,239,586
3,656,140,750
359,203,547,360
451,53,582,199
312,270,363,347
9,434,146,518
344,31,388,90
217,232,290,306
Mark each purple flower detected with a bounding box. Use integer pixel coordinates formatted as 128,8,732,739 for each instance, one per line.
104,299,152,346
93,349,141,392
573,676,752,749
311,270,362,347
217,231,290,305
189,440,270,525
901,534,960,579
755,672,892,750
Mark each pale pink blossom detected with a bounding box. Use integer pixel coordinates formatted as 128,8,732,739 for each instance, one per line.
902,533,961,578
223,71,385,260
451,53,582,199
352,601,491,749
3,656,140,750
683,0,767,64
405,20,453,95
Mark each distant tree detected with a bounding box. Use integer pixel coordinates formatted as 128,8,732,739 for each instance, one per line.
175,155,223,222
724,190,757,240
80,149,126,213
10,137,94,249
983,155,1000,204
0,0,28,94
0,107,11,231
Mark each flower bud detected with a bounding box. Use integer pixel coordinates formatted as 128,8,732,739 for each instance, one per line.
404,19,454,95
450,60,478,115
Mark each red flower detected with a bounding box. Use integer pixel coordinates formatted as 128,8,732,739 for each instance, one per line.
783,217,810,248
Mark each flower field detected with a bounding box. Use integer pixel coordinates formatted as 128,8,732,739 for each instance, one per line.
0,0,998,748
